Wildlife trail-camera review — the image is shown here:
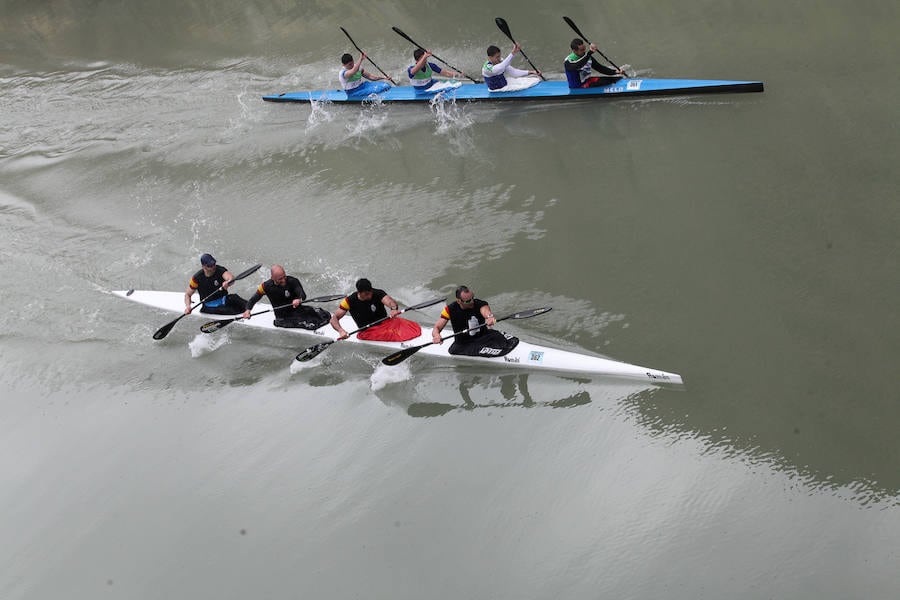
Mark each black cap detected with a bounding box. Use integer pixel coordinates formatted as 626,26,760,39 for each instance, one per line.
355,278,373,292
200,253,216,267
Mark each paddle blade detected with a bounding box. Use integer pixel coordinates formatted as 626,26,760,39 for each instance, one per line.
381,344,426,366
507,306,553,320
233,263,262,281
495,17,513,40
152,315,182,340
200,319,232,334
391,26,419,48
562,16,589,42
295,341,335,362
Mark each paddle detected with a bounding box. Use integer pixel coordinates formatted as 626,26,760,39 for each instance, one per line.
562,16,628,76
152,263,262,340
391,26,482,84
295,297,446,362
381,306,552,366
494,17,546,81
340,26,398,85
199,294,345,334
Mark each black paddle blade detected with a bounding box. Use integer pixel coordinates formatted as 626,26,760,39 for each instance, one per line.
295,341,335,362
200,319,233,334
562,16,588,42
152,315,183,340
495,17,513,39
233,263,262,281
508,306,553,320
381,344,424,366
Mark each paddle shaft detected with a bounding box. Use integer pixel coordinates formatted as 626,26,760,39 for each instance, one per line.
494,18,545,81
391,27,482,84
562,16,624,73
340,26,398,85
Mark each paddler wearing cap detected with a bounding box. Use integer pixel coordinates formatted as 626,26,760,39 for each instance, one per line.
183,253,249,315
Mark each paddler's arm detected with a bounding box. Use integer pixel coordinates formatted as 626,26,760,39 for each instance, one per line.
480,303,496,327
289,278,306,308
242,285,265,320
432,315,449,344
411,51,431,75
184,284,196,314
587,44,624,77
362,69,390,82
382,293,401,318
221,270,234,290
329,300,350,340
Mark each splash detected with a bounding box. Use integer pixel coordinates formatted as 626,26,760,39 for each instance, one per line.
307,98,335,129
370,361,412,391
188,331,230,357
289,355,320,375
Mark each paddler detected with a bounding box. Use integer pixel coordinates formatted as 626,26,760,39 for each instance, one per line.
564,38,625,88
407,48,466,90
184,253,248,315
241,265,330,330
482,43,541,91
431,286,519,357
329,278,421,342
339,52,391,94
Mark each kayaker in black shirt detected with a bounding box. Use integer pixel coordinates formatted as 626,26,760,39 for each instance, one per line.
329,278,421,341
242,264,330,329
184,253,248,315
564,38,624,88
431,285,518,357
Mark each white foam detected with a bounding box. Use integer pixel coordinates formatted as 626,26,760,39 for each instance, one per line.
188,331,230,357
370,362,412,391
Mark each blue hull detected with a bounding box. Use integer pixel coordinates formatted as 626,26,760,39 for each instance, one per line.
262,78,764,104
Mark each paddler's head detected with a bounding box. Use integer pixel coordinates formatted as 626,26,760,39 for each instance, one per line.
571,38,587,57
455,285,475,307
486,45,502,65
200,253,217,274
355,277,374,301
341,53,354,66
271,265,287,286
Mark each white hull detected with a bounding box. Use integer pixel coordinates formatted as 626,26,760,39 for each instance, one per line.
113,290,684,385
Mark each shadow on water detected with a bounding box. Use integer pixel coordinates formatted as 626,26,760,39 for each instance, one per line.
620,390,900,508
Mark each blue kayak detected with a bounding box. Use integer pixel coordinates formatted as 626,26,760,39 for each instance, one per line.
262,78,764,104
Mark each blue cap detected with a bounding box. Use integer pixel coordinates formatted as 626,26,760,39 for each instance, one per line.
200,253,216,267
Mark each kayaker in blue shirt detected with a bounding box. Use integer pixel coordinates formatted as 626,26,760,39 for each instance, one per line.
184,253,248,315
482,43,541,91
564,38,625,88
407,49,466,90
339,52,391,94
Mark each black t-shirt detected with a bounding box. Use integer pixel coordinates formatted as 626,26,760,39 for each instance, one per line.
247,275,307,317
443,299,489,339
341,289,388,327
189,265,228,303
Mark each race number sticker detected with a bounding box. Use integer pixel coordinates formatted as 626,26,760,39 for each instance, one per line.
627,79,642,91
528,351,544,363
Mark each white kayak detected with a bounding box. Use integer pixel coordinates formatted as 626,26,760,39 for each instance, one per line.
113,290,684,385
